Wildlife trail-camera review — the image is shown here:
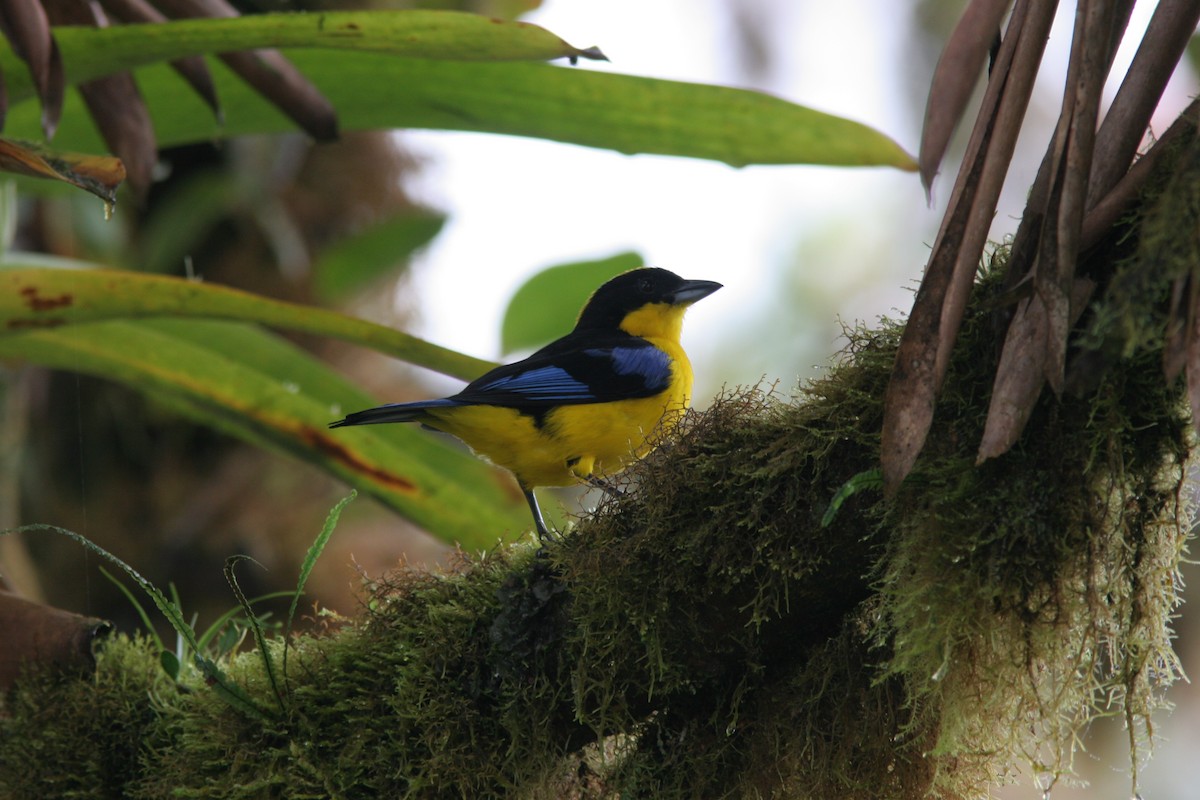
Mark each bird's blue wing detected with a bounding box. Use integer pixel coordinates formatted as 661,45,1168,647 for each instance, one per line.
456,339,672,408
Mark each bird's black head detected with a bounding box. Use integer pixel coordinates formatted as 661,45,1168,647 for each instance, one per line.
574,268,722,332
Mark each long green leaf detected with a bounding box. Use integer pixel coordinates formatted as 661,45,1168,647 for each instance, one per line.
17,11,602,90
0,319,533,546
0,18,914,170
0,266,493,381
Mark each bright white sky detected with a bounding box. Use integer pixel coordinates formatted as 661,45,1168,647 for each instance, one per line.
399,0,1192,401
402,0,931,397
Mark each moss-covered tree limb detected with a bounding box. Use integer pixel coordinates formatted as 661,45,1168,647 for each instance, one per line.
2,133,1197,800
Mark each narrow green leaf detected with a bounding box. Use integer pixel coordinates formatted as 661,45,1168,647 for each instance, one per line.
821,468,883,527
2,37,915,171
9,11,602,99
0,319,532,546
224,555,284,710
160,650,181,682
312,214,446,302
283,491,354,692
501,251,643,354
0,266,493,381
194,590,295,652
98,565,166,653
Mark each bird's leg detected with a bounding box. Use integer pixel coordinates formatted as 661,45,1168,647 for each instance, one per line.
523,487,554,542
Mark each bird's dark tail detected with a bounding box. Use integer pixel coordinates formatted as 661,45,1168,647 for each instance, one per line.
330,398,462,429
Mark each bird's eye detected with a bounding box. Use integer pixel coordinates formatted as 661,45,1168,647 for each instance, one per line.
637,278,654,294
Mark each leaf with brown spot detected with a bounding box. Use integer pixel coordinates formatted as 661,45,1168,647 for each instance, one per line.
0,318,531,545
918,0,1012,195
0,135,124,203
0,266,493,381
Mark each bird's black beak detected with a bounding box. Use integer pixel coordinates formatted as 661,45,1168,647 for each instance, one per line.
669,279,723,306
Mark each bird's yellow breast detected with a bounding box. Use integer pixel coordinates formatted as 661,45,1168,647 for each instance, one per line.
425,343,693,489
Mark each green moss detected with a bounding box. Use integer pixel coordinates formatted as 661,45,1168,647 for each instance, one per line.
0,635,179,800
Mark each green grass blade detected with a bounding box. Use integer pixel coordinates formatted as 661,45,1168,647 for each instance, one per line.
821,468,883,527
194,590,295,652
97,565,166,653
283,491,354,692
4,524,273,719
224,556,284,711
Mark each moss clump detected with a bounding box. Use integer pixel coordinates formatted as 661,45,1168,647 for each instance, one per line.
546,273,1188,797
0,635,176,800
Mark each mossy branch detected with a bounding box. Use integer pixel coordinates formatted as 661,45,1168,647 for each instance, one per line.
3,141,1198,798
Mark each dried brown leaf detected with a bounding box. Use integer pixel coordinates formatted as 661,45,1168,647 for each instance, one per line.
0,589,112,689
152,0,337,141
919,0,1012,195
77,73,155,199
1036,0,1117,394
1083,97,1200,249
1088,0,1200,209
978,295,1047,463
99,0,221,117
979,277,1094,462
1001,0,1133,296
0,135,125,203
882,0,1057,493
0,0,63,138
218,49,338,141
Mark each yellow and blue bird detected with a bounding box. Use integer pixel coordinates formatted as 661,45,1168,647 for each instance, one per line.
330,267,722,538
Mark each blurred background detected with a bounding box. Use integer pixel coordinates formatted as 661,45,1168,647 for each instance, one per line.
1,0,1196,794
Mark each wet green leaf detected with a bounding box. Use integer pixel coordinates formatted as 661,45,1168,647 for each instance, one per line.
0,265,493,380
